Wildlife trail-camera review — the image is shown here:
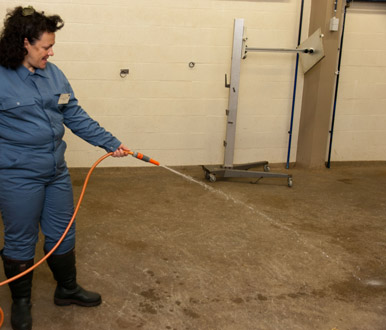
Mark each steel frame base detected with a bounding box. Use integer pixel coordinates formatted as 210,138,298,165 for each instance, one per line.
202,162,293,187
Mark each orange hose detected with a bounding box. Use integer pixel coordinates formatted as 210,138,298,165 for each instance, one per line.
0,150,159,328
0,152,112,289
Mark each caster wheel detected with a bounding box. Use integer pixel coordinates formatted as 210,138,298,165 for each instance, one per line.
263,164,270,172
209,173,217,183
288,177,293,187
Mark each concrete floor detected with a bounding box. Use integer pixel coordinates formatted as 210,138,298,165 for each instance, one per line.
0,163,386,330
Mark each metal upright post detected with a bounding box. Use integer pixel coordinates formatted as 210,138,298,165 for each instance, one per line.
223,18,244,168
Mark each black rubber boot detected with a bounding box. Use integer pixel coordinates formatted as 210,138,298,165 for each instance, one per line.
46,249,101,307
1,253,33,330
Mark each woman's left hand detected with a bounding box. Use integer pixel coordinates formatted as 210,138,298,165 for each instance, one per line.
111,144,130,157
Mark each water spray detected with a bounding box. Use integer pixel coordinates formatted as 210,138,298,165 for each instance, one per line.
0,149,159,328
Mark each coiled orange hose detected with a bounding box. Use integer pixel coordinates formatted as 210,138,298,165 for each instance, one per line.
0,150,159,328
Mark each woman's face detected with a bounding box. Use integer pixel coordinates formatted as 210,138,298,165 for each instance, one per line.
23,32,55,72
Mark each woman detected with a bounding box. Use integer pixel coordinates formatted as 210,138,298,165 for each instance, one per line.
0,6,129,330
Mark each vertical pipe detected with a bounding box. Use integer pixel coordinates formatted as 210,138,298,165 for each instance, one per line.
326,1,349,168
286,0,305,169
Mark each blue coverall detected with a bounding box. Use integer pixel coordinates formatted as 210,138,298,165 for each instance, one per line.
0,63,121,260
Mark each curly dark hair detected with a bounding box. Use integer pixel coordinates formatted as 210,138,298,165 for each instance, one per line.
0,6,64,69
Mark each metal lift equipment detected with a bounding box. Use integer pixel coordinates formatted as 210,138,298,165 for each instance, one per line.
202,18,325,187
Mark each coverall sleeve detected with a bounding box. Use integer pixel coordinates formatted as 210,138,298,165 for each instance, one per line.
61,81,121,153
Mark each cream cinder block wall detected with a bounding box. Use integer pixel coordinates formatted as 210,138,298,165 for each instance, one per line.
331,1,386,162
0,0,309,167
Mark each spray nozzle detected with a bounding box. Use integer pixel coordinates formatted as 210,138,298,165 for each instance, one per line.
125,150,160,166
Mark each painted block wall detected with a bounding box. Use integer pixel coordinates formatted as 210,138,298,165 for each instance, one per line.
0,0,308,167
331,1,386,162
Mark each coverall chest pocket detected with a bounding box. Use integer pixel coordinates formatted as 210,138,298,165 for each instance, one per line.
0,98,36,112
